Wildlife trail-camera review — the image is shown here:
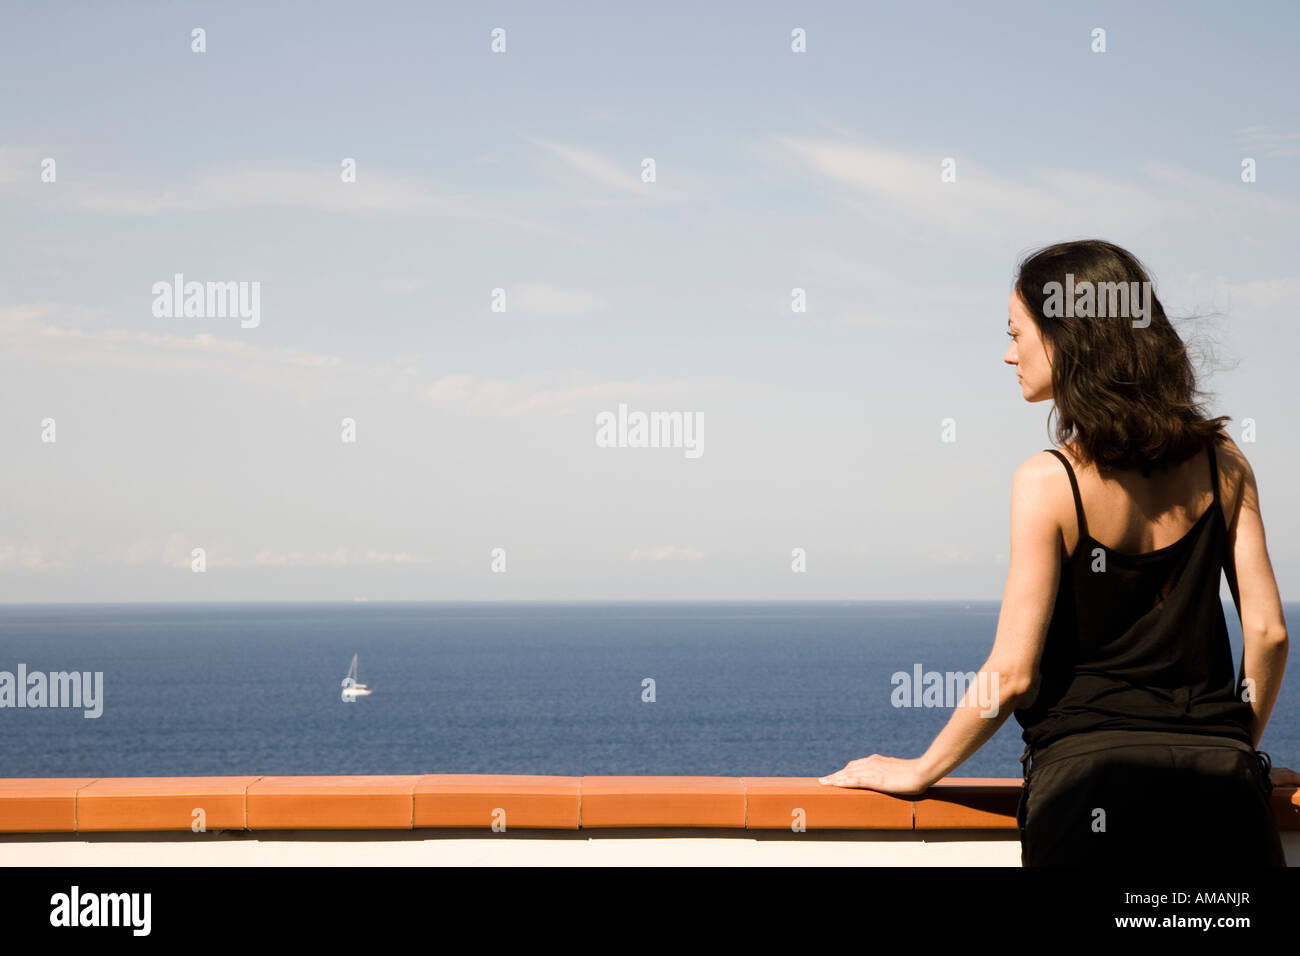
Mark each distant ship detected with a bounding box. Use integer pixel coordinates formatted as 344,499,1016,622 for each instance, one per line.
341,653,372,700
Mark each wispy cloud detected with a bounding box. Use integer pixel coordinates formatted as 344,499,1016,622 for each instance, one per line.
1,302,747,423
251,547,427,567
774,137,1282,240
0,155,565,236
0,534,200,570
0,539,76,570
1234,124,1300,159
0,302,344,373
1168,273,1300,325
798,248,995,328
1142,161,1295,218
527,136,690,205
509,282,604,317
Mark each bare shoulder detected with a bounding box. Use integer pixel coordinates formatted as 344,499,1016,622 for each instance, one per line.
1211,428,1251,476
1007,451,1072,553
1011,450,1074,513
1013,448,1070,483
1211,429,1256,520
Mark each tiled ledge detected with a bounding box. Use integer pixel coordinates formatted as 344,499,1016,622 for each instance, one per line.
0,775,1296,833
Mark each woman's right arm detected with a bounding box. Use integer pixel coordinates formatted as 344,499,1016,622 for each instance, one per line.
1218,433,1289,750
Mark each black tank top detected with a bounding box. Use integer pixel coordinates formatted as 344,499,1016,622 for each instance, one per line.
1013,437,1255,750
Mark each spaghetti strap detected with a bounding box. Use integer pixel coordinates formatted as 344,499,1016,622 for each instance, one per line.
1207,437,1220,509
1045,448,1087,541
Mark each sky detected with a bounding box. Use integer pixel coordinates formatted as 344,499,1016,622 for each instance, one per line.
1,0,1298,601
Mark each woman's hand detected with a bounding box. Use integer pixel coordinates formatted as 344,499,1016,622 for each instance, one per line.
1270,765,1300,787
818,755,935,796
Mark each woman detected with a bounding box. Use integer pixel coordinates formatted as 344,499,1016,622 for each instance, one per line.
820,239,1295,867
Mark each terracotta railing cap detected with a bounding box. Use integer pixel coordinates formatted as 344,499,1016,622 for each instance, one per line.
0,775,1294,834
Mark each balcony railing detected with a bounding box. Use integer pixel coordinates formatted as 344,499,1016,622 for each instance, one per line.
3,775,1297,865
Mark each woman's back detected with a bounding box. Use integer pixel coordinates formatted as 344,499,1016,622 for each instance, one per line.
1052,434,1235,561
1013,431,1256,751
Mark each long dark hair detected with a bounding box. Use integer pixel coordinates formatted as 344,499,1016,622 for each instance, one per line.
1014,239,1230,475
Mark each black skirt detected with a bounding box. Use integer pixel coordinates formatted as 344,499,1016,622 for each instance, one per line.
1016,729,1286,867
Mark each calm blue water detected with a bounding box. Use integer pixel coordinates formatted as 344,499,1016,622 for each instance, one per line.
1,602,1295,778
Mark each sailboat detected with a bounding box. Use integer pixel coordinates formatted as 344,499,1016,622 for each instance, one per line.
341,653,372,699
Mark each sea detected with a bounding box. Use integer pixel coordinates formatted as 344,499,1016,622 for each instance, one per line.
1,601,1295,779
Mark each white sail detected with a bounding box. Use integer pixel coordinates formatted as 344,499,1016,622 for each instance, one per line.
341,653,371,698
